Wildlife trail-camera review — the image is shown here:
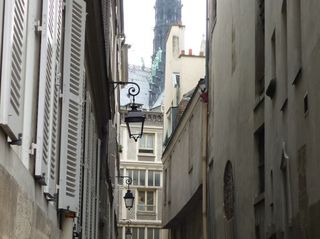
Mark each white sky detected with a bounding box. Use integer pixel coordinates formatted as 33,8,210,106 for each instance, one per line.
124,0,206,67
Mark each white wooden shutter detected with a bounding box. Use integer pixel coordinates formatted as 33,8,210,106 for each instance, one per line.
46,0,64,196
59,0,86,213
0,0,28,140
82,93,92,238
95,139,101,239
90,119,97,239
35,0,58,186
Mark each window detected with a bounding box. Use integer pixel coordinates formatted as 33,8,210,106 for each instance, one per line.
118,227,123,239
164,168,167,204
139,133,155,154
255,126,265,193
132,227,145,239
148,170,161,187
137,190,155,212
223,161,234,221
172,36,180,56
255,0,265,96
147,228,160,239
127,169,146,186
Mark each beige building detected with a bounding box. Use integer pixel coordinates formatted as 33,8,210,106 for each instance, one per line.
207,0,320,238
163,25,205,141
162,82,208,239
0,0,125,238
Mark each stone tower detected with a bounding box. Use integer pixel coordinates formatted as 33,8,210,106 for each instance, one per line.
149,0,182,106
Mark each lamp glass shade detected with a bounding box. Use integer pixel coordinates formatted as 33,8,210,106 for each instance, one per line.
123,190,134,209
125,110,145,141
125,228,132,239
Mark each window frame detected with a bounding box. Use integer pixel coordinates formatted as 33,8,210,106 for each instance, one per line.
137,190,156,212
138,133,155,155
148,170,161,187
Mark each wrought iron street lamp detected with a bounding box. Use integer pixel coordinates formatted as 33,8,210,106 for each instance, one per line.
112,81,145,141
117,175,135,210
125,227,132,239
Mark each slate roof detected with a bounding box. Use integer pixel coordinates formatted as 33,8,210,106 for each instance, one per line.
120,65,164,111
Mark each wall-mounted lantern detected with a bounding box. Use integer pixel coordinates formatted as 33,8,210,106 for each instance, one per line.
116,175,135,210
112,81,145,141
125,227,133,239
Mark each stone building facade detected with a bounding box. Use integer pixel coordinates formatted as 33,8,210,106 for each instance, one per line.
207,0,320,238
116,65,167,239
0,0,125,238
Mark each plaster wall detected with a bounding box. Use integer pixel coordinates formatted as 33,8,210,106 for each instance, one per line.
264,0,320,238
207,0,257,238
163,25,205,139
162,92,205,227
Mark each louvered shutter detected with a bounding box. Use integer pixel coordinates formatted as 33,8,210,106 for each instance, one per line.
95,139,101,239
90,120,97,239
35,0,58,186
0,0,28,140
46,0,64,196
82,94,92,238
59,0,86,213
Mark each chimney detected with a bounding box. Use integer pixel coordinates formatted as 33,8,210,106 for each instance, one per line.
188,49,192,55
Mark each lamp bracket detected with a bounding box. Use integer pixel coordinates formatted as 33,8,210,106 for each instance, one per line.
111,81,140,104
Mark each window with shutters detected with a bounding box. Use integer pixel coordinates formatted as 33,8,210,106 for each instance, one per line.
58,0,86,213
0,0,28,140
35,0,63,197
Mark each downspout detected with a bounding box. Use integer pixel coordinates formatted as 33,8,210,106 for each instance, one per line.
202,0,210,238
201,97,208,239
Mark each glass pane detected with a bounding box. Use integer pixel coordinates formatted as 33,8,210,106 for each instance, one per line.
138,191,145,211
133,170,139,185
147,191,154,211
128,122,143,138
140,170,145,186
147,228,153,239
132,228,138,239
118,227,123,239
147,135,154,149
139,228,145,239
139,135,146,148
154,229,160,239
148,171,153,186
155,172,160,186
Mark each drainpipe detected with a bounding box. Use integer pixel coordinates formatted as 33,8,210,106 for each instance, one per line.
201,97,208,239
202,0,209,238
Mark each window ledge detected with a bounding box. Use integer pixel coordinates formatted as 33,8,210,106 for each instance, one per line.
254,192,265,206
137,211,156,216
253,94,265,111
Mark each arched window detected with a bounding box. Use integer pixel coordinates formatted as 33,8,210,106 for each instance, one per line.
224,161,235,220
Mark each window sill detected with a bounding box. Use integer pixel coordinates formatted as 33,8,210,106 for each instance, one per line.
138,153,155,156
254,192,265,206
253,94,265,111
